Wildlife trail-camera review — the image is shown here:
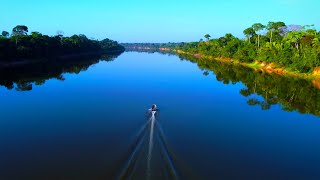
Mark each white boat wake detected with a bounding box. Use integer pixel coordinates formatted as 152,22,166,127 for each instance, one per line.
117,110,179,180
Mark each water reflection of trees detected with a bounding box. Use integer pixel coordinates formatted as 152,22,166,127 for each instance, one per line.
0,53,122,91
177,53,320,117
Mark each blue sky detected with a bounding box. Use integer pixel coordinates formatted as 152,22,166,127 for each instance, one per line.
0,0,318,42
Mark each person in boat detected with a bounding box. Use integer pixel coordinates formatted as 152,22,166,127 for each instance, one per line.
146,104,159,117
151,104,157,111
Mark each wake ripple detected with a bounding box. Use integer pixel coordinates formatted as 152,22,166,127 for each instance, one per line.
117,111,180,180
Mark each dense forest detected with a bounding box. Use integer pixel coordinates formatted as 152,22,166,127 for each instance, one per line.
122,22,320,74
172,22,320,74
121,43,179,50
0,25,124,61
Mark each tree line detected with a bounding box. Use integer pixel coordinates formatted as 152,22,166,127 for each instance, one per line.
169,22,320,73
0,25,125,61
121,43,180,50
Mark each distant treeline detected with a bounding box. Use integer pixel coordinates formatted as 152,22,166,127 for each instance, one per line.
0,25,125,61
121,43,179,49
124,22,320,74
172,22,320,73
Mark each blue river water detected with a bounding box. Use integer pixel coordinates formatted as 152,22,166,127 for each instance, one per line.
0,52,319,180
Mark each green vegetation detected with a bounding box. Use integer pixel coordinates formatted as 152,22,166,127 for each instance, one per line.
170,22,320,74
0,25,125,61
125,48,175,55
121,43,179,50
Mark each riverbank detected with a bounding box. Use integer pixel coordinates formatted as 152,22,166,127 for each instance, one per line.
159,48,320,89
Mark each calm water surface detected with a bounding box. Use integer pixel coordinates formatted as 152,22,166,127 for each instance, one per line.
0,52,319,180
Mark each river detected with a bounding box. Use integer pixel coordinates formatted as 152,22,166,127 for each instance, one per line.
0,51,319,180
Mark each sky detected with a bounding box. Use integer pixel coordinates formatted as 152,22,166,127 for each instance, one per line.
0,0,318,43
